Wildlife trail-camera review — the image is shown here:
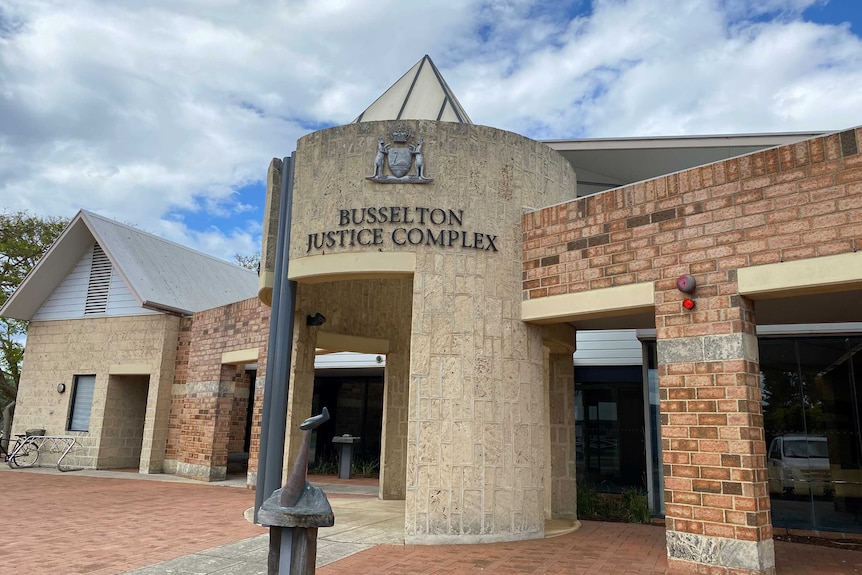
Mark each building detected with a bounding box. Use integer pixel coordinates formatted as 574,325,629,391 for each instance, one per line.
2,210,261,476
3,55,861,574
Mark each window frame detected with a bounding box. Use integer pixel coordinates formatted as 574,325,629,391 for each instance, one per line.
67,374,96,432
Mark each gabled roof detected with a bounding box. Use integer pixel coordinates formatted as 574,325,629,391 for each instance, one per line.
0,210,259,320
353,55,472,124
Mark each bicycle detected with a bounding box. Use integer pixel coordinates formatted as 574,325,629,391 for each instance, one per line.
5,429,43,469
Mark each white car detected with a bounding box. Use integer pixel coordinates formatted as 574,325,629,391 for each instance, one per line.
767,435,832,497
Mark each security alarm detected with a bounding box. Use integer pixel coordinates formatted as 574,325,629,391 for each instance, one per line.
676,274,696,293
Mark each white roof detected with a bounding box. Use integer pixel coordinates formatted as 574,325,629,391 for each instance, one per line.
353,55,471,124
544,131,826,197
1,210,259,320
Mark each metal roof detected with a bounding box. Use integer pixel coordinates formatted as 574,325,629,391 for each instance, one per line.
353,55,472,124
543,131,825,197
1,210,259,320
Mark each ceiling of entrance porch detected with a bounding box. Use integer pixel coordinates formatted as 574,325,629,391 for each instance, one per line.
753,289,862,325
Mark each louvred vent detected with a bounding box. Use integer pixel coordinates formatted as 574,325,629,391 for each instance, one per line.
84,243,111,314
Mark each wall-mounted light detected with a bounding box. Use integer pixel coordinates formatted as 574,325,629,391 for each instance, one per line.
682,298,696,310
306,312,326,327
57,383,66,394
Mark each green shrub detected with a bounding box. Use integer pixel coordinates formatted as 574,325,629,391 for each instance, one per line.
352,456,380,478
577,484,651,524
623,488,651,523
308,451,338,475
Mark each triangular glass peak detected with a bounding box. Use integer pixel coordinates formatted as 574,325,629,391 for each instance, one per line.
353,55,472,124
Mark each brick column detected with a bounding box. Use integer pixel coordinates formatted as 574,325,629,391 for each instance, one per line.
176,373,233,481
658,285,773,574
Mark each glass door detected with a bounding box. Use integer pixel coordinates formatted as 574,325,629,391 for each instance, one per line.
761,336,862,533
575,366,646,493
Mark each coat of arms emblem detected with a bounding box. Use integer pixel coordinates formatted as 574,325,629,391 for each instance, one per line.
367,123,433,184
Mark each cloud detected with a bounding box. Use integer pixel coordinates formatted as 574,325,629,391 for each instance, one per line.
1,0,860,260
455,0,862,137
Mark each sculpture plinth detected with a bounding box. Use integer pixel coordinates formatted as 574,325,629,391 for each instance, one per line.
258,408,333,575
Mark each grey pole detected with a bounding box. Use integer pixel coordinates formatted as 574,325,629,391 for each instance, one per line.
255,153,297,521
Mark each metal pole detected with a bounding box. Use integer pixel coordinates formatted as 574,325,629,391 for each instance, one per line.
255,153,297,521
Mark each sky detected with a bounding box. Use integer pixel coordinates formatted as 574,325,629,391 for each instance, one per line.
1,0,862,263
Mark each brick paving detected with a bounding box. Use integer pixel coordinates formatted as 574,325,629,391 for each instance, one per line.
321,521,862,575
3,468,862,574
0,468,265,575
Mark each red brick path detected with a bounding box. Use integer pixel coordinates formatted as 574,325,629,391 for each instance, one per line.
321,521,862,575
4,470,862,575
0,470,265,575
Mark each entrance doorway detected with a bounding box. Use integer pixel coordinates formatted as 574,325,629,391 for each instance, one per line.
98,374,148,469
310,375,384,477
575,366,646,493
227,368,256,475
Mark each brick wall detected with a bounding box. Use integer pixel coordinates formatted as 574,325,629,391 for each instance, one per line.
167,297,269,482
524,128,862,298
522,127,862,574
166,317,193,463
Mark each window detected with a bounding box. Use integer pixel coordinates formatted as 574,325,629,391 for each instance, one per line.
68,375,96,432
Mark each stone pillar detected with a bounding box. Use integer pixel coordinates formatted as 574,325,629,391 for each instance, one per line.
542,324,577,520
406,252,548,544
380,350,409,499
140,324,178,474
658,290,773,574
548,351,577,520
283,312,318,480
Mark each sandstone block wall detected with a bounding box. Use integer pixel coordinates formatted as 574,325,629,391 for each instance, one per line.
288,120,577,543
14,314,179,471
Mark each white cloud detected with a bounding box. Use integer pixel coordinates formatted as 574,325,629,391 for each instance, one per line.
1,0,860,260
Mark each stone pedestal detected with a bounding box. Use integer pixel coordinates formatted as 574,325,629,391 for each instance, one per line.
332,435,361,479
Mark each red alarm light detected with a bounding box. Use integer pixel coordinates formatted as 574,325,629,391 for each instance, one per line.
682,298,695,310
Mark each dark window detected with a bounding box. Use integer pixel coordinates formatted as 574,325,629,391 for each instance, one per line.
762,336,862,534
68,375,96,432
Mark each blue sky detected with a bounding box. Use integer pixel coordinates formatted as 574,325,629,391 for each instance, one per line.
1,0,862,262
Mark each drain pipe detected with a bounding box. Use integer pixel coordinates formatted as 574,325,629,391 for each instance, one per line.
255,153,297,521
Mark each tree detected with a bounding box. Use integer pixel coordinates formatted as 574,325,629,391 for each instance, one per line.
0,211,69,407
233,252,261,272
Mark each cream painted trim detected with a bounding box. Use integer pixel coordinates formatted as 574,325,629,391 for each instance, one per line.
221,348,259,365
108,363,151,375
288,252,415,283
738,251,862,299
258,271,274,306
522,282,654,324
316,331,390,354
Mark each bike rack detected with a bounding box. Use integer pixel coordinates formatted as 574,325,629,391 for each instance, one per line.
7,435,83,472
